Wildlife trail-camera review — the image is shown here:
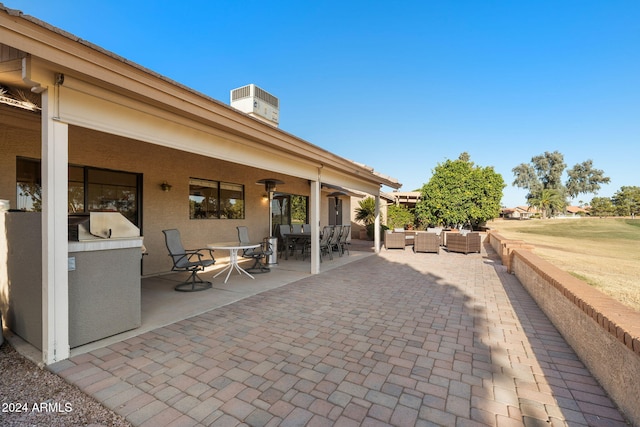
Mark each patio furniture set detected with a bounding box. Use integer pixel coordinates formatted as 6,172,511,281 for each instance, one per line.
163,224,352,292
275,224,351,262
384,228,481,255
162,226,275,291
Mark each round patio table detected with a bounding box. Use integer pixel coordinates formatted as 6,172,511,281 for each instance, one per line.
207,242,261,284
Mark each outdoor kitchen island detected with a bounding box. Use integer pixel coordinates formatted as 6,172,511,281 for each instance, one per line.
2,211,143,350
67,212,143,347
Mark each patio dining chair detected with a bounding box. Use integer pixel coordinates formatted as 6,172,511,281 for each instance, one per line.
319,226,334,261
275,224,292,257
327,225,342,259
237,226,272,273
162,229,215,292
339,225,351,256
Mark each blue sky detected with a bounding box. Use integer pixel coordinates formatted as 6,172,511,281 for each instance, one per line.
7,0,639,207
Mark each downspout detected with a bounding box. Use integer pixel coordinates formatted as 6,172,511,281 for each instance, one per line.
22,56,46,94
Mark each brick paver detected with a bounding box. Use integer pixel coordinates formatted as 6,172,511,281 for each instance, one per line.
52,243,630,426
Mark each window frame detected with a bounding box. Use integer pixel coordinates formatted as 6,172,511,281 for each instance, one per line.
15,157,142,227
189,177,245,220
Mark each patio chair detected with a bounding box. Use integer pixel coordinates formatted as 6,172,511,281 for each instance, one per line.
329,225,342,257
275,224,292,257
237,226,272,273
384,230,405,249
302,225,332,262
162,229,215,292
319,226,333,261
414,232,439,254
339,225,351,256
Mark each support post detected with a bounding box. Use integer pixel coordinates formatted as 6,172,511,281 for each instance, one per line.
41,86,70,364
374,194,381,253
310,177,321,274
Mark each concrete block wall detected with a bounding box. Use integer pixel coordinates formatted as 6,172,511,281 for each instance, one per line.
505,246,640,425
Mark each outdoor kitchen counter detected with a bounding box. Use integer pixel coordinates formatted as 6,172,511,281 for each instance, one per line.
68,237,143,348
2,211,143,351
68,237,144,252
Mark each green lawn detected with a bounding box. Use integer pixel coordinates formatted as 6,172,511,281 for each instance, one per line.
488,217,640,312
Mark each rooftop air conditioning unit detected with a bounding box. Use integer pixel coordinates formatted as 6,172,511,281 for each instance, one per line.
230,84,279,127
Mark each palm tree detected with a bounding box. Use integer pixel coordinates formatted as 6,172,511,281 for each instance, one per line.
355,197,376,227
528,189,565,219
355,197,383,238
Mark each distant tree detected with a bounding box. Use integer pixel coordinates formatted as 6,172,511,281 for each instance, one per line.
415,153,505,228
611,186,640,217
17,182,41,211
512,151,609,214
291,195,307,223
527,188,564,219
387,204,415,229
566,160,611,198
589,197,615,217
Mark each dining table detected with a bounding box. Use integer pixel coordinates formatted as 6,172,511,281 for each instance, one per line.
281,232,312,260
206,241,261,283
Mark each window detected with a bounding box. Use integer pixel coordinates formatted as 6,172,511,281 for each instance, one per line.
16,157,141,226
86,168,139,225
189,178,244,219
272,193,308,226
16,158,41,211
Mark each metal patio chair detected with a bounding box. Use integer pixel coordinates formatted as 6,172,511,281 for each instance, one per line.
162,229,215,292
237,226,272,273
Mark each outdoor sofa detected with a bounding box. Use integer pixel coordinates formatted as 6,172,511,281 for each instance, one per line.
446,231,481,254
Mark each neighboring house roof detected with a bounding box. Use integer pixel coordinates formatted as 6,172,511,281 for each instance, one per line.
382,191,422,205
566,206,588,214
501,206,540,216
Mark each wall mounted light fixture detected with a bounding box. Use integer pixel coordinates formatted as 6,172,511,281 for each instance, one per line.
161,181,172,192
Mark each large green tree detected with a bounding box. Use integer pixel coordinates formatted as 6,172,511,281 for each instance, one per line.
387,204,415,229
611,186,640,217
512,151,610,214
589,197,615,217
415,153,505,228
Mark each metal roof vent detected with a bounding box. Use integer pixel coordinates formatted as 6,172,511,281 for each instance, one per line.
230,84,279,127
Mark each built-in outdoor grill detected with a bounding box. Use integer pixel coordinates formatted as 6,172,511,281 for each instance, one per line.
68,211,140,241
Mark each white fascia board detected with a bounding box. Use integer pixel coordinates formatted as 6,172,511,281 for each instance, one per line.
57,78,320,181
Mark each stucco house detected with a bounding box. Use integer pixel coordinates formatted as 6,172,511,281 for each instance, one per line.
0,5,400,364
501,206,537,220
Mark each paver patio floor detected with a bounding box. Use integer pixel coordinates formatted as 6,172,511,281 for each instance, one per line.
49,242,629,426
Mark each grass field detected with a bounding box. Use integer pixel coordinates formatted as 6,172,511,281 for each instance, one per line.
487,217,640,312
